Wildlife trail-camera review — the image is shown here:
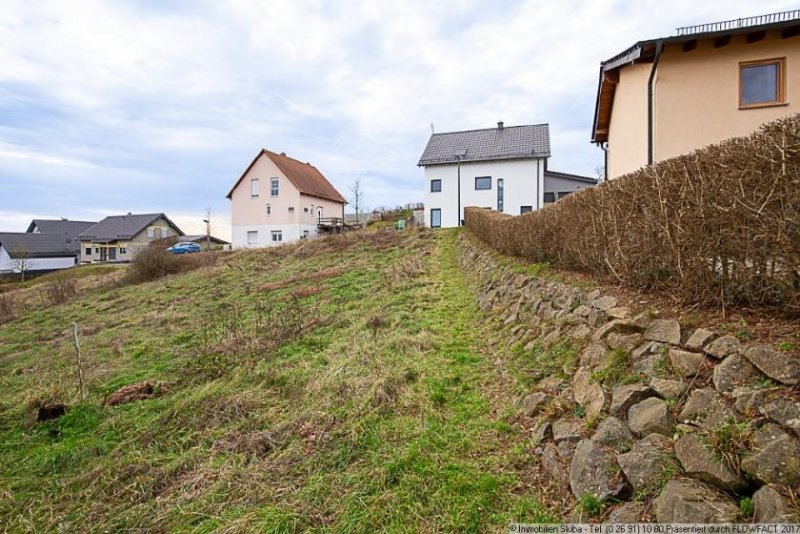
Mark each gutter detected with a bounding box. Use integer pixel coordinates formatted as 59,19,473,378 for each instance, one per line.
647,40,664,165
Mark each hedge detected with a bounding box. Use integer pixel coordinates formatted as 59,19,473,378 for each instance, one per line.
464,114,800,309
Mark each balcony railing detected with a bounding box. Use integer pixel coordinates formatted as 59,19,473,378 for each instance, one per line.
676,9,800,36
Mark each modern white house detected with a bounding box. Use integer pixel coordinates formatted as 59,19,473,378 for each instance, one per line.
227,149,347,248
418,122,597,228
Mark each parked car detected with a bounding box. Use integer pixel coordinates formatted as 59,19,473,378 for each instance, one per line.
167,242,201,254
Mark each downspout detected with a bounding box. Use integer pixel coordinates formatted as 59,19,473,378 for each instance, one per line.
647,41,664,165
456,157,462,227
601,142,608,182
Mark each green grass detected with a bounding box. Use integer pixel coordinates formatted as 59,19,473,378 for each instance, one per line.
0,229,554,532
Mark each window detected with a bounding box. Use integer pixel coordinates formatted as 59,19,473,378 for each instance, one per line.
544,192,556,204
304,207,309,213
85,247,91,255
250,178,259,198
475,176,491,190
271,177,279,196
271,230,282,242
266,204,271,216
740,58,785,108
147,227,155,238
430,208,442,228
120,247,127,254
95,247,100,254
247,231,258,246
288,206,295,213
497,178,504,212
520,206,533,214
430,179,442,192
557,191,572,200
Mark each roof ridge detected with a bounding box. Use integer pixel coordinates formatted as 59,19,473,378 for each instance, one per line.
430,123,550,137
263,149,319,169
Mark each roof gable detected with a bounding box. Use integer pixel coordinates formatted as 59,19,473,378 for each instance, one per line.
27,219,97,236
79,213,184,242
417,124,551,166
226,150,346,204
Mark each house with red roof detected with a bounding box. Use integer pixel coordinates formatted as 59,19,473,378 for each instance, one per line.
226,150,347,248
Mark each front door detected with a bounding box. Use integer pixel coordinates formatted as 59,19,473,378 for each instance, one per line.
109,247,116,261
99,247,107,262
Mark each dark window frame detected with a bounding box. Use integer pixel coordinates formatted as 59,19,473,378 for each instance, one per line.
543,192,556,204
430,208,442,228
520,206,533,214
497,178,504,211
430,179,442,192
475,176,492,190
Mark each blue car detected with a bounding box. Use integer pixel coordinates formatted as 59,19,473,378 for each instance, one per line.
167,242,202,254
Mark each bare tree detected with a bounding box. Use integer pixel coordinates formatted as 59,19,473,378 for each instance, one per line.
349,178,365,225
12,249,34,282
595,165,606,182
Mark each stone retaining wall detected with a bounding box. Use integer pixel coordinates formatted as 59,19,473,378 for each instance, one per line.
456,233,800,523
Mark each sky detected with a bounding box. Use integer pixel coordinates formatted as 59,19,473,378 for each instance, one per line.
1,0,797,239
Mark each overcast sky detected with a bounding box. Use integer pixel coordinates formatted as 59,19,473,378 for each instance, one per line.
1,0,796,238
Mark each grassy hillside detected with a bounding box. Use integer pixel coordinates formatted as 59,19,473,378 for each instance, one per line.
0,229,552,532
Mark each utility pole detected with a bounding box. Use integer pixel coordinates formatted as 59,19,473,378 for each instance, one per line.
203,208,211,251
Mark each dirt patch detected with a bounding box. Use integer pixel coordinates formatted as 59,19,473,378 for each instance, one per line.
104,381,168,406
212,430,280,457
37,404,67,422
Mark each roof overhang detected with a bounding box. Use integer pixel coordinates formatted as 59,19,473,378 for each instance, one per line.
591,17,800,144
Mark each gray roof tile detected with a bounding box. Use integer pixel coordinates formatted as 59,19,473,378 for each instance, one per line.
0,232,77,258
28,219,97,236
418,123,550,166
79,213,183,242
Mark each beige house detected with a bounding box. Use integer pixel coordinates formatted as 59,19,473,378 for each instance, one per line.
227,149,347,248
79,213,184,263
592,10,800,179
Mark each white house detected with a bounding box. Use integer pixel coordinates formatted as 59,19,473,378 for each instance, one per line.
227,149,347,248
419,122,597,228
0,232,78,275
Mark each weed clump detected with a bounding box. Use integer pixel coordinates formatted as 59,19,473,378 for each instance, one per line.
44,273,79,305
124,245,219,284
0,292,16,325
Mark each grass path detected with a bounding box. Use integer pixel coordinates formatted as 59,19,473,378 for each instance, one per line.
0,229,552,532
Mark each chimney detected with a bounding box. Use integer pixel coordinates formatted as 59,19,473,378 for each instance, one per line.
497,121,504,131
280,152,286,156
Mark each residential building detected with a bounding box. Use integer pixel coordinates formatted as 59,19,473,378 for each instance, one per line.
418,122,597,228
592,9,800,179
78,213,184,263
227,149,347,248
26,218,97,237
0,232,78,275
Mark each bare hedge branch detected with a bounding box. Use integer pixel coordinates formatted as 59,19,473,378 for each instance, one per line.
464,114,800,309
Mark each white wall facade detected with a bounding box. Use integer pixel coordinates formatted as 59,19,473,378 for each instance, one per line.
423,158,545,228
0,246,75,273
232,223,322,248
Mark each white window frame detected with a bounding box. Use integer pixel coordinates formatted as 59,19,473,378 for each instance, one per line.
250,178,259,199
271,230,282,242
266,204,271,216
247,230,258,246
270,177,279,197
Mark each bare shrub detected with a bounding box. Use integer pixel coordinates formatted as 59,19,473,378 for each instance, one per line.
465,114,800,309
194,295,319,377
45,273,79,305
124,246,220,284
0,293,16,325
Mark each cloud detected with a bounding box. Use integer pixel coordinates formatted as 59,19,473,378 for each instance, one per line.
1,0,798,228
